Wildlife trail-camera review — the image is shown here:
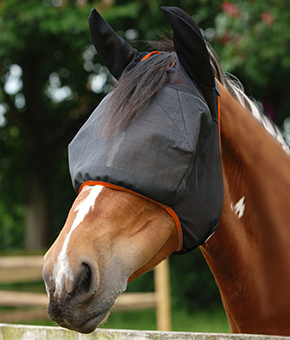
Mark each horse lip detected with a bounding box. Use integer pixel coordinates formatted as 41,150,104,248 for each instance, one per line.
47,285,123,333
71,308,111,334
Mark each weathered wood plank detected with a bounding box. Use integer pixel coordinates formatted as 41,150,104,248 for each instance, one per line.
0,291,156,310
0,309,47,323
0,291,48,307
1,324,290,340
0,256,44,284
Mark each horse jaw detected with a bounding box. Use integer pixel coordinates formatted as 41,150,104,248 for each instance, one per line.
42,186,177,333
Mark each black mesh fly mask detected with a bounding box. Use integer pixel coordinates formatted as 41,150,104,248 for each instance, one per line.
68,6,224,254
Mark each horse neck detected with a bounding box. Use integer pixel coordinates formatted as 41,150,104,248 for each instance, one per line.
201,82,290,334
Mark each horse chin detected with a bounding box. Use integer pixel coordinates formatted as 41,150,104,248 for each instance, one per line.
48,302,112,334
67,309,111,334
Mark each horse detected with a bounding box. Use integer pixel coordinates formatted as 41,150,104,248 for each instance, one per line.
42,6,290,335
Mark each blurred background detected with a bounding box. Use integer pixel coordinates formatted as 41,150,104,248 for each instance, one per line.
0,0,290,332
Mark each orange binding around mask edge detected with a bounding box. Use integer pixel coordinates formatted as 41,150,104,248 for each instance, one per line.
79,180,183,252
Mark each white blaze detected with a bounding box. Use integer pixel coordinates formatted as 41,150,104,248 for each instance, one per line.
53,185,103,294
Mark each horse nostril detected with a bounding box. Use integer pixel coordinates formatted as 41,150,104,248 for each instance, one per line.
74,263,92,295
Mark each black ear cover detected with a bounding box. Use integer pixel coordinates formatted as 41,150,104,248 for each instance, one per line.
162,6,218,118
89,9,138,79
161,6,214,87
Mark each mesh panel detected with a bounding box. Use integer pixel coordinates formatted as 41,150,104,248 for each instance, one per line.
68,60,223,253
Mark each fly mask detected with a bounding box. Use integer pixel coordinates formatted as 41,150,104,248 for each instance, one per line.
68,6,223,254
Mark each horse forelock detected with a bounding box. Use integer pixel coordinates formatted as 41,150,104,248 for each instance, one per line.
103,47,176,136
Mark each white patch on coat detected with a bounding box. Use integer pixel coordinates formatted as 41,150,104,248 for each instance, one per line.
54,185,103,295
231,196,246,219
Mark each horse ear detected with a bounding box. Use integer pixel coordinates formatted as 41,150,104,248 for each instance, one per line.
161,6,219,119
161,6,215,88
89,8,138,79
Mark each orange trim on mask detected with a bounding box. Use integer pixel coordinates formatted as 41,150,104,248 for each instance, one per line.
141,51,175,69
141,51,161,61
79,180,183,252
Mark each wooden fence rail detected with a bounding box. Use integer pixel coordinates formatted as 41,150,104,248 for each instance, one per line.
0,256,44,284
0,256,171,330
1,324,290,340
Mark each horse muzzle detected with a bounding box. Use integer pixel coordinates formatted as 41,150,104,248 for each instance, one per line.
42,256,127,333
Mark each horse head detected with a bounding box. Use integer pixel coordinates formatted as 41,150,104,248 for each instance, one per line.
43,185,178,333
42,6,223,333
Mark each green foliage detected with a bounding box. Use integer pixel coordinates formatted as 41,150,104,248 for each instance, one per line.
0,203,24,250
215,1,290,78
214,1,290,125
102,308,230,332
170,249,222,312
1,307,230,332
